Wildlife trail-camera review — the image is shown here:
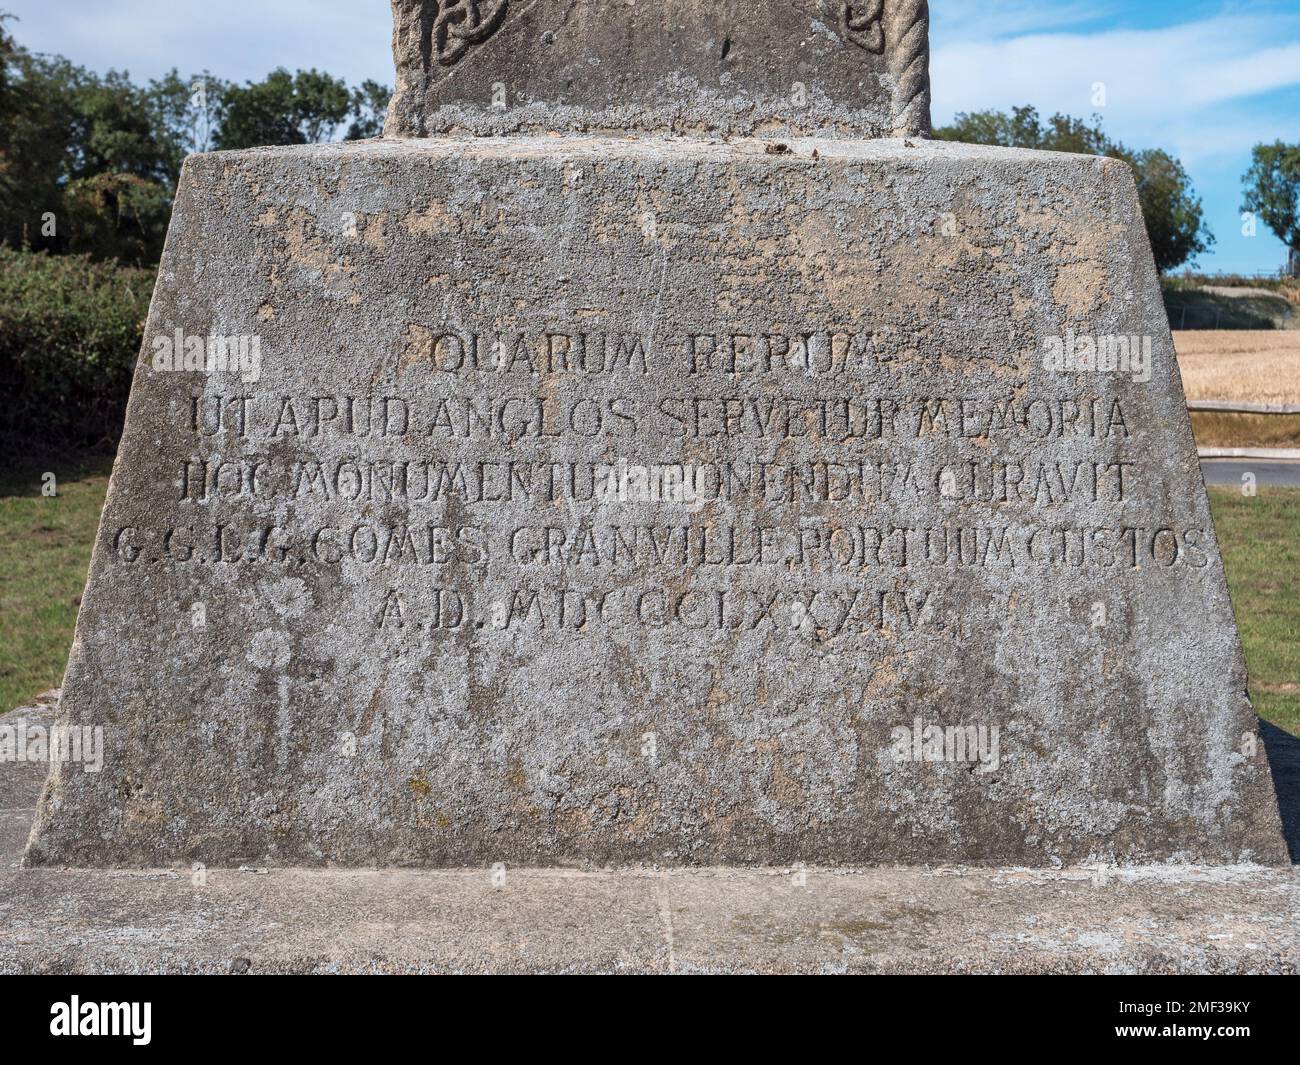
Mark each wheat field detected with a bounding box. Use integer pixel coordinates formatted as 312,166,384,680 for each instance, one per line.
1173,330,1300,404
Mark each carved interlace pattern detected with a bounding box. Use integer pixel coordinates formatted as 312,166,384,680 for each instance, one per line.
427,0,509,67
805,0,930,133
840,2,885,53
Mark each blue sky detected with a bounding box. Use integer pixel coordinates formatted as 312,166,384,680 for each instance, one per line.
5,0,1298,274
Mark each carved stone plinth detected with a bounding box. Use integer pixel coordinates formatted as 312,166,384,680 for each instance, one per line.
26,138,1287,866
384,0,932,137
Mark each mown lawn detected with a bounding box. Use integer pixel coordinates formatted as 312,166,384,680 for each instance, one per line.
0,454,113,712
1,462,1297,739
1208,485,1300,736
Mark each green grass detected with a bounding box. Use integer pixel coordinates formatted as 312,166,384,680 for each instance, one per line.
1209,486,1300,736
0,453,113,712
1,461,1297,739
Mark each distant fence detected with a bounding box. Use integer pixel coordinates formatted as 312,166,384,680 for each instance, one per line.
1172,305,1232,330
1198,447,1300,459
1177,268,1298,282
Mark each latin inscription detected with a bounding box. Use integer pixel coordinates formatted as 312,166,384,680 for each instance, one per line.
123,322,1205,642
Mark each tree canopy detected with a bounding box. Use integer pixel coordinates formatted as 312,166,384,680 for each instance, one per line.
1242,141,1300,267
0,13,388,265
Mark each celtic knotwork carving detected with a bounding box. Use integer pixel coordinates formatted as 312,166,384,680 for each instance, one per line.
426,0,509,67
840,1,885,53
790,1,886,54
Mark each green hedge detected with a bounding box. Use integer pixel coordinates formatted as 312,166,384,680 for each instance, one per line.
0,248,154,450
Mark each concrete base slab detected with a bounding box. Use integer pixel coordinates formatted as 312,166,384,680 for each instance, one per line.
5,700,1299,974
4,861,1299,975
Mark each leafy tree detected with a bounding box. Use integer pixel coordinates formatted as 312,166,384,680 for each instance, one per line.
147,70,229,180
347,79,391,140
62,171,171,264
1242,141,1300,271
0,15,80,253
0,17,183,263
49,65,178,263
1133,149,1213,276
935,105,1214,272
66,69,174,184
1,14,389,265
939,105,1112,157
0,13,12,166
0,13,20,231
215,67,353,149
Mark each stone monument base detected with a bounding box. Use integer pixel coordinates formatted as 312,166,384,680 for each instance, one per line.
4,702,1298,974
24,137,1288,868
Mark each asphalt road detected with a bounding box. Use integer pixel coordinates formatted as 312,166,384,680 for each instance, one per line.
1201,459,1300,487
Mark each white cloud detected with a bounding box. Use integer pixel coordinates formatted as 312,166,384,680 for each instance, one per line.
932,14,1300,160
930,9,1300,271
932,0,1118,42
935,11,1300,178
3,1,391,87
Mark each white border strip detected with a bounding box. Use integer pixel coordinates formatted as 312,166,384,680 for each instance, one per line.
1198,448,1300,459
1188,400,1300,414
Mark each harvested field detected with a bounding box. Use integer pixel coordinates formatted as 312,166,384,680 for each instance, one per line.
1173,330,1300,404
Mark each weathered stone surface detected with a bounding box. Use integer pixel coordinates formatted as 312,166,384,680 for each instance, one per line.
2,702,1297,974
384,0,932,138
4,702,1298,973
25,136,1288,867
